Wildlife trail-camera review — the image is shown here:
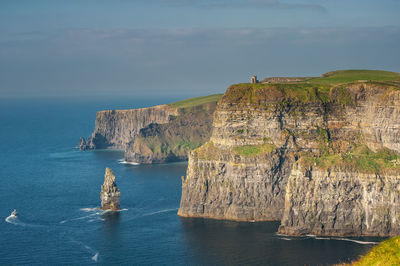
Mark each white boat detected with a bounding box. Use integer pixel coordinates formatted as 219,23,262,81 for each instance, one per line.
10,209,18,218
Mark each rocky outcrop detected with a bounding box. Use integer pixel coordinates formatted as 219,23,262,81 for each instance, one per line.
79,105,178,150
178,79,400,236
100,168,120,210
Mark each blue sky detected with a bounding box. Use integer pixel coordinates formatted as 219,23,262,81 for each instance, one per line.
1,0,399,97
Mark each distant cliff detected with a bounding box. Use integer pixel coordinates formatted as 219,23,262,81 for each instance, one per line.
79,105,177,150
80,94,222,164
178,70,400,236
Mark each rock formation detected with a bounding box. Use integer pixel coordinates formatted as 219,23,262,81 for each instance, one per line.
79,95,222,164
178,70,400,236
101,168,120,210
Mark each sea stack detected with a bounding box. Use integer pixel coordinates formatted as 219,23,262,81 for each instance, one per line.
100,168,120,210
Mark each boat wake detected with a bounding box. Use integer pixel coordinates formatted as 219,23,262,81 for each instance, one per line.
60,209,110,224
5,214,43,228
60,208,128,224
142,208,178,217
70,239,99,262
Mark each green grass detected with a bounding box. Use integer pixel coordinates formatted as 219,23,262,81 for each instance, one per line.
168,94,223,109
224,70,400,108
350,236,400,265
300,145,400,174
232,144,276,157
309,70,400,85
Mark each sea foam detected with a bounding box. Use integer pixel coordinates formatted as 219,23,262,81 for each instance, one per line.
118,159,140,165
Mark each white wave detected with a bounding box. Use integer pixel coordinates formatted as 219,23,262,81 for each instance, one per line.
279,237,293,241
306,234,378,244
314,237,330,240
331,237,378,245
142,208,178,217
118,159,140,165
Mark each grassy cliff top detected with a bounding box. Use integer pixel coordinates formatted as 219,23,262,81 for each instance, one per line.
168,94,223,109
344,236,400,265
224,70,400,106
309,69,400,85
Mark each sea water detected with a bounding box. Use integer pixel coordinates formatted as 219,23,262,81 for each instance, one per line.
0,97,380,265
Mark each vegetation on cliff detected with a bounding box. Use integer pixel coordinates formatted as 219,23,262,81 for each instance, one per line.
342,236,400,266
309,69,400,85
300,145,400,174
223,70,400,174
223,70,400,107
168,94,223,109
232,143,276,157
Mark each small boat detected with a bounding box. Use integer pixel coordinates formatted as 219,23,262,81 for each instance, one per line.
10,209,18,218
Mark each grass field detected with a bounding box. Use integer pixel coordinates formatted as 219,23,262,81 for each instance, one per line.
308,70,400,85
168,94,223,109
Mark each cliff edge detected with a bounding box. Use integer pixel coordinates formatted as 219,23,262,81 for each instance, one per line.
178,70,400,236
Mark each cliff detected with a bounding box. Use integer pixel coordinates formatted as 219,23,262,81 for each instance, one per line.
80,94,222,163
178,70,400,236
101,168,120,210
125,101,217,164
79,105,177,150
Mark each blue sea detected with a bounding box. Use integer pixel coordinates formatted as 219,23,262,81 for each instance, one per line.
0,97,381,265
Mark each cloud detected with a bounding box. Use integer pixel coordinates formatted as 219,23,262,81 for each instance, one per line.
144,0,327,12
1,26,399,97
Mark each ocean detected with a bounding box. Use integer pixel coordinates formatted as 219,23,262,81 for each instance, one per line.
0,97,381,265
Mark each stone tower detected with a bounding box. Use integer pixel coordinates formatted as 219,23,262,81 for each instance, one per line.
251,75,258,84
100,168,120,210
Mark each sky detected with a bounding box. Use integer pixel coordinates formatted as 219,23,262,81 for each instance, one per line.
1,0,399,98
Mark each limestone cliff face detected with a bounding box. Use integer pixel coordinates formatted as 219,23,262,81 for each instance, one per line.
79,105,177,150
178,144,292,221
101,168,120,210
278,165,400,237
178,81,400,236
